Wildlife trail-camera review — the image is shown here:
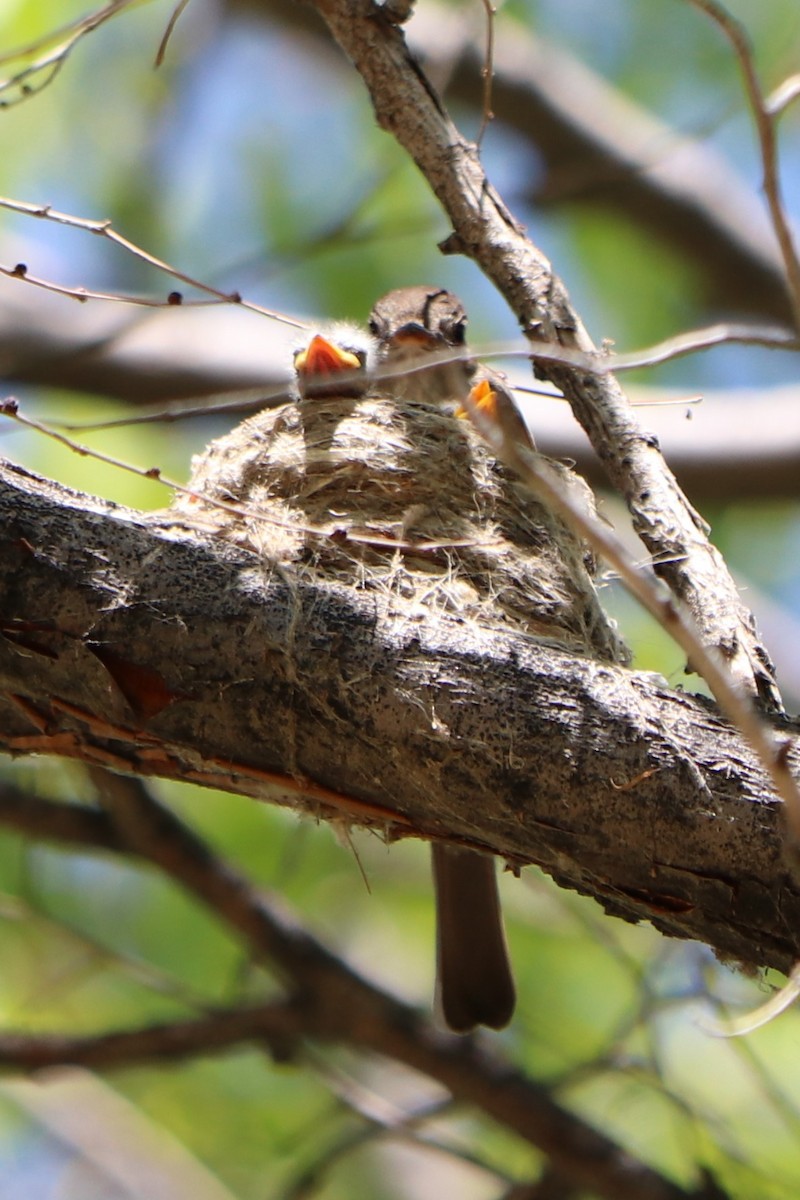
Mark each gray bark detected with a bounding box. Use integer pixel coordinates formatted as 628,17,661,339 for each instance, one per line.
1,459,797,977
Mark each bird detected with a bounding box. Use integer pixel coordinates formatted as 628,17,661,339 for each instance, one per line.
368,284,473,407
369,285,628,1033
369,283,535,453
293,327,373,399
369,285,521,1032
300,325,509,1030
173,310,627,1034
168,323,377,556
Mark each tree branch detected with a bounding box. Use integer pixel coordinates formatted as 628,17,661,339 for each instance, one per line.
233,0,792,325
0,767,708,1200
0,773,713,1200
1,462,798,977
299,0,782,708
0,1008,707,1200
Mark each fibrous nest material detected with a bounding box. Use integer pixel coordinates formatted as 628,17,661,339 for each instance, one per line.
172,389,628,666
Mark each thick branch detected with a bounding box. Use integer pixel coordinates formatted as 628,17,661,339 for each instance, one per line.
0,462,798,977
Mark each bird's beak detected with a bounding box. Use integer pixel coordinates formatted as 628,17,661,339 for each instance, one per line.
388,322,442,351
456,378,496,420
295,334,362,378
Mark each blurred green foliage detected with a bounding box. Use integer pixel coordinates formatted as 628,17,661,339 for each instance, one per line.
2,1,800,1197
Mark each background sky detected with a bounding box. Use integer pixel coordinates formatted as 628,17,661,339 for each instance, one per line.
2,2,800,1197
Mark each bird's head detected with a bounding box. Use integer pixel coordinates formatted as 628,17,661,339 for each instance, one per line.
293,323,376,400
368,286,475,404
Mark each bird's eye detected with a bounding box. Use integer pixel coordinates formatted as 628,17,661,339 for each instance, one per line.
368,317,381,337
446,318,467,346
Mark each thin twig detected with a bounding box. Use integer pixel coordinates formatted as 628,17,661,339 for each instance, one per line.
155,0,193,68
524,321,798,370
0,197,306,329
470,322,797,373
476,0,496,144
698,963,800,1038
685,0,800,330
0,261,225,309
54,384,296,432
0,0,137,107
766,73,800,118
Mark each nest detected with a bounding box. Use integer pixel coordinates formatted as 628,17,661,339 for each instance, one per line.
172,390,628,665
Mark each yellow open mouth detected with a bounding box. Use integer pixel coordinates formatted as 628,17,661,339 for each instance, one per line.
294,334,362,377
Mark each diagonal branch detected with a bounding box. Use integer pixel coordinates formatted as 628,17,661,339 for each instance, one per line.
234,0,792,325
303,0,782,709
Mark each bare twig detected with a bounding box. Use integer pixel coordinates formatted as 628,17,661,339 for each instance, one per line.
1,261,222,310
0,198,307,329
493,321,798,370
699,963,800,1038
766,74,800,118
475,0,496,143
0,0,137,107
155,0,193,67
685,0,800,329
54,383,295,431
